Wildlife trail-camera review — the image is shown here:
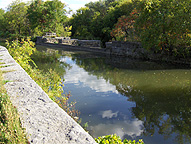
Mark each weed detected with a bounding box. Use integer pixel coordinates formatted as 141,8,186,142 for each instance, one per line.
2,70,15,74
0,71,28,143
82,122,89,132
0,65,11,68
3,80,11,84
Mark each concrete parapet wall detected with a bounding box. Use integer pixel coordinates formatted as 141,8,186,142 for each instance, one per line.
0,46,97,144
60,39,78,46
107,41,148,59
78,40,100,48
37,37,100,48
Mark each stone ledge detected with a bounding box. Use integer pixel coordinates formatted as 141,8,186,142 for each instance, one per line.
0,46,97,144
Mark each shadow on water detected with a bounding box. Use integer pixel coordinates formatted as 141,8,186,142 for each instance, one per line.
69,52,191,144
36,45,191,144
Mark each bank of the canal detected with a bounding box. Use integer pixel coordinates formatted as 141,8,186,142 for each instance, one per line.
0,46,96,144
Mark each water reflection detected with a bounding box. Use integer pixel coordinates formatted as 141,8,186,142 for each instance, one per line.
35,46,191,144
90,118,144,139
60,57,118,93
66,53,191,144
100,110,119,119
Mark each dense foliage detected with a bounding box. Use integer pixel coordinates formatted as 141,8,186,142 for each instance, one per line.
135,0,191,54
70,0,191,56
0,0,190,54
27,0,68,37
69,0,133,45
0,0,70,39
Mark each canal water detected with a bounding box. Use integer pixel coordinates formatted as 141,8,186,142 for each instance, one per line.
36,46,191,144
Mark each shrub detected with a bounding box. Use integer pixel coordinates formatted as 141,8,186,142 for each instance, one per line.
95,134,144,144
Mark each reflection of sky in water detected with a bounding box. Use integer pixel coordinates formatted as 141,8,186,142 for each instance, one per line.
60,56,145,140
91,119,143,139
60,57,118,93
92,110,144,139
59,56,182,144
100,110,119,119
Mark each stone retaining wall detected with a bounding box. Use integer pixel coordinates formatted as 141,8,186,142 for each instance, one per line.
36,37,191,65
37,37,101,48
0,46,97,144
78,40,100,48
106,41,191,65
37,37,147,59
106,41,149,59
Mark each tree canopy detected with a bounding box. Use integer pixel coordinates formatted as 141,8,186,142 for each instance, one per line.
27,0,68,37
0,0,70,39
0,0,190,56
69,0,191,55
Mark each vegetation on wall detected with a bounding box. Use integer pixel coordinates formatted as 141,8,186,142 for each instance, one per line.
0,69,28,143
4,38,144,143
6,38,80,121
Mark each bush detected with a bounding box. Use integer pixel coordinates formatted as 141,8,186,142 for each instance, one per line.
95,134,144,144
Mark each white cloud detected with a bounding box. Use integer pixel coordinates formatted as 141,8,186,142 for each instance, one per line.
0,0,14,9
89,119,144,139
0,0,31,10
69,3,85,11
0,0,98,11
61,0,99,12
60,57,119,93
100,110,119,119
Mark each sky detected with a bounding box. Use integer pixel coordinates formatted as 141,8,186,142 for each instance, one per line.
0,0,98,12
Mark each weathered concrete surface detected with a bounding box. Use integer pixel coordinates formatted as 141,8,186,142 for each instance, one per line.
0,46,97,144
37,42,110,55
37,37,101,48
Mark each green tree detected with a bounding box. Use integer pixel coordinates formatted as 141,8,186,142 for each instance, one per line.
0,8,5,37
70,0,135,45
111,8,140,41
69,7,93,39
135,0,191,56
27,0,45,36
3,0,29,39
27,0,69,37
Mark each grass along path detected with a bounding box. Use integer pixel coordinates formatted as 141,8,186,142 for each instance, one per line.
0,70,28,143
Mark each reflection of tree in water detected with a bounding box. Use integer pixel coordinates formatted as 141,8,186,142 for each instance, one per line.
131,87,191,144
72,54,191,144
33,48,72,76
